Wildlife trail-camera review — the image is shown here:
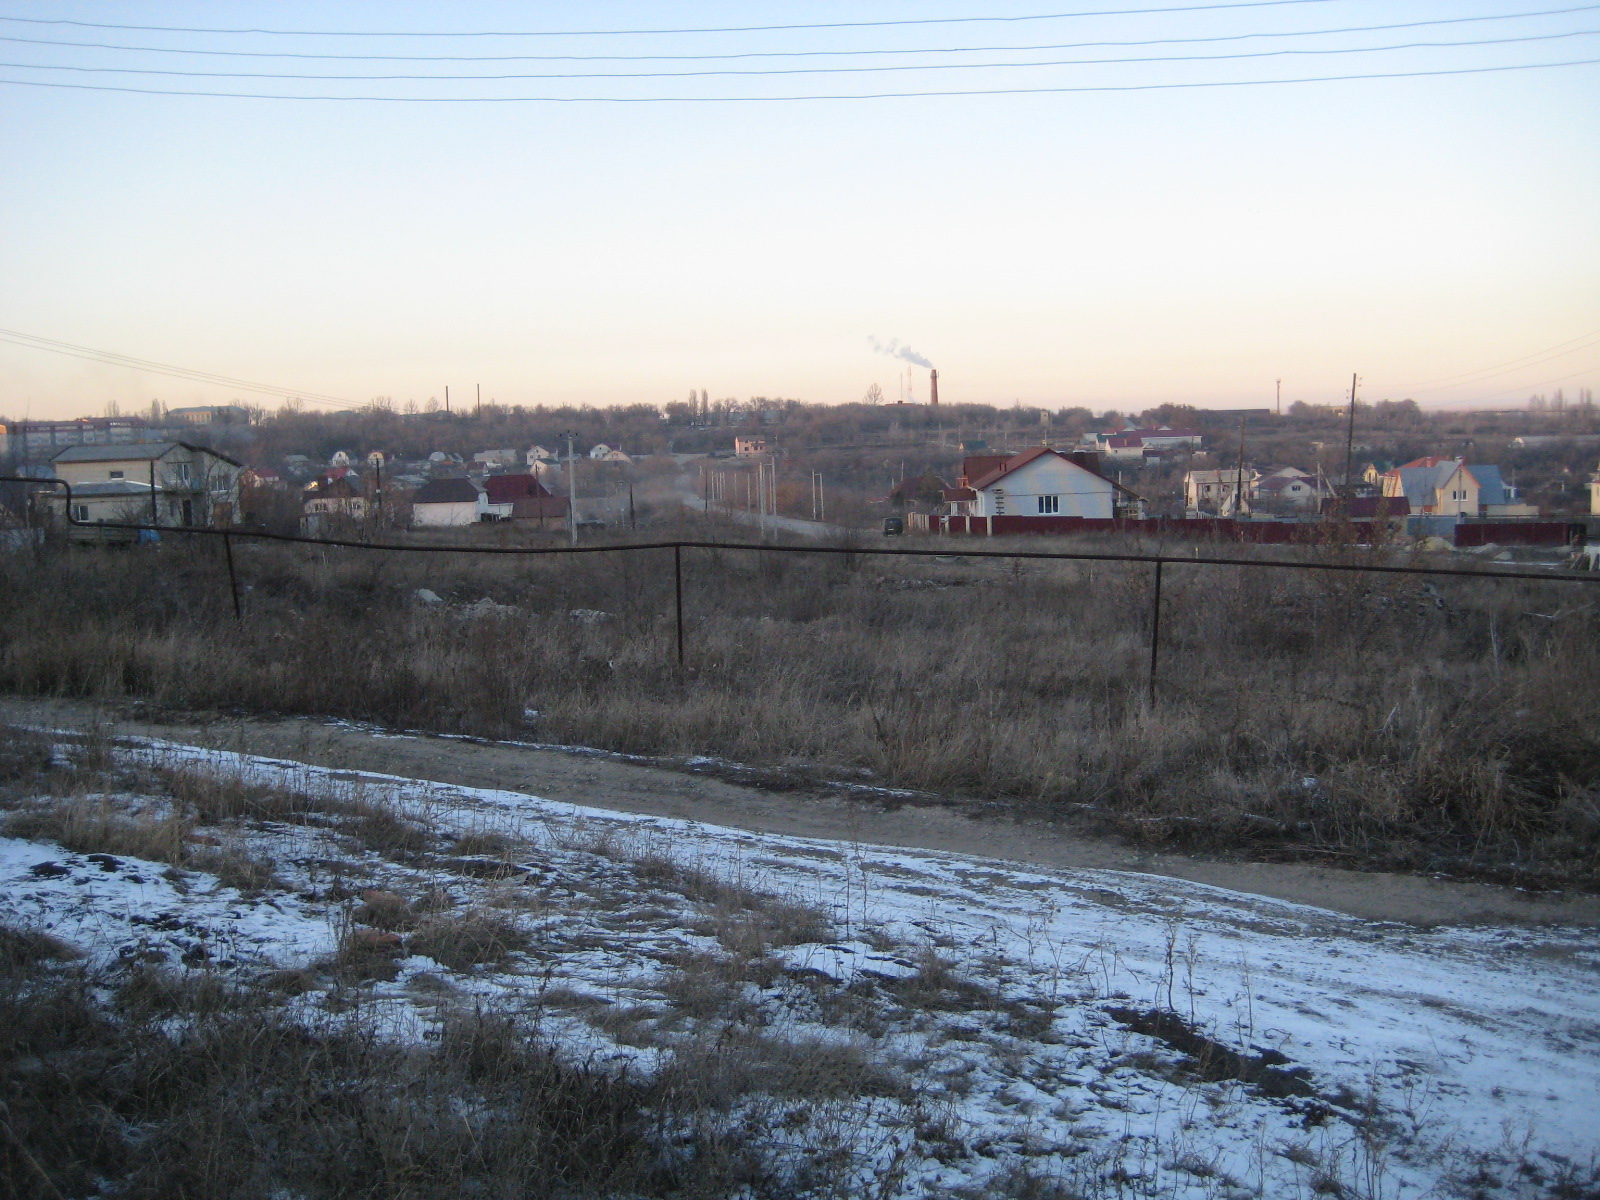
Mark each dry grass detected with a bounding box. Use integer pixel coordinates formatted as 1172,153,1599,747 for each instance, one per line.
2,536,1596,887
0,944,728,1200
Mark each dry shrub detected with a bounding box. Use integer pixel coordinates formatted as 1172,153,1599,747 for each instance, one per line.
0,955,719,1200
3,535,1596,887
408,908,530,970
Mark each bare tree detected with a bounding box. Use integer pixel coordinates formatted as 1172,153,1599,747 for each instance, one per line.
864,383,884,406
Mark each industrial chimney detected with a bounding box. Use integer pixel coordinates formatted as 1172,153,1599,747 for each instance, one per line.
929,369,939,406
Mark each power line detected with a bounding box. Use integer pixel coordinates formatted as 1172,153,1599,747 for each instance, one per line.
8,30,1593,83
0,1,1353,38
0,328,352,407
5,6,1592,62
1,56,1594,100
1396,332,1600,394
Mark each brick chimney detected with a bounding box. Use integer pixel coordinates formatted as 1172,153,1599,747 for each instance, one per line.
929,369,939,406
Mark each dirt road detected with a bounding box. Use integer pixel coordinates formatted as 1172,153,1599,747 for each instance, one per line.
6,694,1596,928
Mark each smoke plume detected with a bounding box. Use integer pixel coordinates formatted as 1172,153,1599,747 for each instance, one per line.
868,336,933,369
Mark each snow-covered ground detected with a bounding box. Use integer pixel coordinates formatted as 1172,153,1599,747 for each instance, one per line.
5,733,1597,1198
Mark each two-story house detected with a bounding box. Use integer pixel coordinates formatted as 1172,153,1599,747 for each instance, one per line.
51,442,241,530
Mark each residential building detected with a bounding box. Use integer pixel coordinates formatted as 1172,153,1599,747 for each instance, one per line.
480,474,569,525
302,467,367,527
942,448,1136,520
2,417,152,460
1381,457,1536,517
1183,468,1259,514
50,441,241,528
1590,462,1600,514
166,405,249,426
409,477,481,527
472,448,519,468
734,436,767,458
1251,467,1330,512
1086,426,1203,462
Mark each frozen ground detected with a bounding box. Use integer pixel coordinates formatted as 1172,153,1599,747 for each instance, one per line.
4,732,1597,1198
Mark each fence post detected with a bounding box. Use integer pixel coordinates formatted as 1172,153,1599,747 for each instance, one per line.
223,531,242,619
674,543,685,668
1148,558,1163,705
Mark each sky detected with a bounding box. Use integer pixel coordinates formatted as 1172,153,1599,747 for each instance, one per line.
0,1,1597,419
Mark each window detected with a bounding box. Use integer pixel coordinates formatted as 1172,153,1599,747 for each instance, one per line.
1037,494,1060,514
172,462,192,484
108,470,124,479
73,505,89,522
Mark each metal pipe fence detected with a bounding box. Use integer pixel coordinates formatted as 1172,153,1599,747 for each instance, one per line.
4,475,1597,703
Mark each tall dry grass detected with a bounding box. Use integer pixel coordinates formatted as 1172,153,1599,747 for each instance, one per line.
1,533,1596,886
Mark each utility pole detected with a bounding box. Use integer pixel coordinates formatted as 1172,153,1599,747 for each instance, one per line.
1276,379,1281,417
564,430,578,546
475,383,480,416
445,385,450,414
1232,416,1247,518
1343,372,1359,497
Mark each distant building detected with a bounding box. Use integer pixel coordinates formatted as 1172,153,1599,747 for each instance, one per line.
167,405,249,426
410,476,481,527
302,467,367,528
50,441,241,529
480,474,569,525
1184,468,1260,514
734,436,767,458
1590,462,1600,515
942,448,1136,520
2,417,152,460
1381,457,1536,518
1086,426,1204,463
1251,467,1330,512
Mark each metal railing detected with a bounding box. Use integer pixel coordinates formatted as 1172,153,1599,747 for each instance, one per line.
4,475,1596,702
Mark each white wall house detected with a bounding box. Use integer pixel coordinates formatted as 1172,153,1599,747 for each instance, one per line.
958,448,1126,519
409,477,481,527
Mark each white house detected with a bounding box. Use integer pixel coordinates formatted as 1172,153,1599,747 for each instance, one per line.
944,448,1134,519
1183,468,1260,514
1251,466,1329,512
588,443,613,460
409,476,481,527
51,441,241,528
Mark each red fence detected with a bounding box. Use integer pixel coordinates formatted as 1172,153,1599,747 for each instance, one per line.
1454,522,1577,548
912,514,1389,544
908,513,1580,547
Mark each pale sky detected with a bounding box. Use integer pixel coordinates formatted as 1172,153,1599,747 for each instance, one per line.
1,0,1597,419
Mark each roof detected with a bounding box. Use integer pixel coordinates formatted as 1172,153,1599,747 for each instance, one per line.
483,474,551,504
51,441,242,467
1255,474,1324,495
411,477,481,505
967,447,1141,498
63,480,161,498
941,486,977,502
1463,464,1510,506
960,455,1009,485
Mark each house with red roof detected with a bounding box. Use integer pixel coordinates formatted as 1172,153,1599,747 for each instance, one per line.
941,448,1139,520
480,473,569,524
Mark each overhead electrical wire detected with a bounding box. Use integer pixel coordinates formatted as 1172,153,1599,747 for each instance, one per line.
0,329,352,407
1,57,1594,100
4,6,1592,62
0,1,1356,38
1394,331,1600,393
6,30,1594,82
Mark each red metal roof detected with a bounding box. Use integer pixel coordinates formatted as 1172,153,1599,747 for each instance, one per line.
483,474,551,503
